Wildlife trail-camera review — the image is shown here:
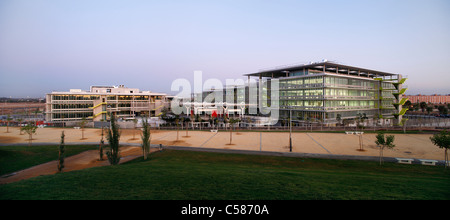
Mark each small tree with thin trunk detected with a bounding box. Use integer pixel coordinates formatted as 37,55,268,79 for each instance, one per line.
6,114,12,133
106,113,121,165
174,117,180,141
430,130,450,169
58,131,65,172
99,126,105,161
21,123,37,147
141,117,151,160
420,102,427,112
99,139,104,161
336,114,342,127
228,118,240,145
17,118,23,135
426,106,433,115
375,132,396,165
372,114,379,131
79,117,87,140
99,119,105,161
184,117,190,137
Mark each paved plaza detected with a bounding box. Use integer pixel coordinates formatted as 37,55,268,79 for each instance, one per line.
0,127,444,161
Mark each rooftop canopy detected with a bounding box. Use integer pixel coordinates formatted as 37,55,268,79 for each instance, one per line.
244,61,397,78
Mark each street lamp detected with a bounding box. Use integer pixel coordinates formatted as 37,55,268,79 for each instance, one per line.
289,109,292,152
281,70,292,152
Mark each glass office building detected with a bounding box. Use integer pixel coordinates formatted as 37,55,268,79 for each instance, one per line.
244,61,408,125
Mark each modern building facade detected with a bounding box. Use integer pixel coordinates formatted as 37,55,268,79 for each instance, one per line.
187,61,408,125
244,61,408,124
45,85,170,122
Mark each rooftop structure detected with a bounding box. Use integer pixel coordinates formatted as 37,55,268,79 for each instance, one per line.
245,61,397,78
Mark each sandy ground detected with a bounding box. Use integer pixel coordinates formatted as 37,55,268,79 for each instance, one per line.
0,126,446,184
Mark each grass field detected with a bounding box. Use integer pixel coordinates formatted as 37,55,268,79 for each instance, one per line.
0,145,99,176
1,149,449,200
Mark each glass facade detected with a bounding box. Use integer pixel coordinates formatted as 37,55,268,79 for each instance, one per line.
200,62,406,125
277,73,395,122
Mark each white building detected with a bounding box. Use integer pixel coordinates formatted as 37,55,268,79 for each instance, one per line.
45,85,170,122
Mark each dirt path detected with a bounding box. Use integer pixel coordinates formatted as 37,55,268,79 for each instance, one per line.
0,146,157,184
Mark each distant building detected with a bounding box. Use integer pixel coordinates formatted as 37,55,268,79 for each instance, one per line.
404,94,450,104
190,61,409,125
45,85,170,122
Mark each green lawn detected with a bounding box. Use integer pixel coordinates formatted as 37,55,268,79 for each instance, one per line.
1,149,449,200
0,145,99,176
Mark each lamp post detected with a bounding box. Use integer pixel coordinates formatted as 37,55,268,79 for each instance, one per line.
289,109,292,152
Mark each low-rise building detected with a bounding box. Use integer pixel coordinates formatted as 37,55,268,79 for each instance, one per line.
404,94,450,104
45,85,170,122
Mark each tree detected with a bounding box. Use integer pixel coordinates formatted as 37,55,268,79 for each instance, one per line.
400,118,408,134
343,118,353,129
174,117,180,141
99,119,105,161
106,113,121,165
184,117,191,137
420,102,427,113
358,133,364,151
375,132,396,165
99,139,105,161
141,117,151,160
413,103,420,112
5,114,13,133
228,118,240,145
79,117,88,140
356,113,368,131
430,130,450,169
404,100,412,109
160,107,169,120
426,106,433,115
17,118,23,135
246,116,252,130
33,108,39,121
336,114,342,126
372,113,380,131
438,106,445,115
58,131,65,172
21,123,37,147
196,114,203,129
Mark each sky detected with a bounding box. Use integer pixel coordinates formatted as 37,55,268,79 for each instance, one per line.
0,0,449,98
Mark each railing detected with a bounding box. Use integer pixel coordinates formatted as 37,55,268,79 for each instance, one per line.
323,95,377,100
324,106,376,111
280,83,324,89
88,111,107,119
280,95,324,100
89,102,107,109
323,83,376,90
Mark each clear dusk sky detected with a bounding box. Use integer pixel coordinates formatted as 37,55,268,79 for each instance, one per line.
0,0,449,98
